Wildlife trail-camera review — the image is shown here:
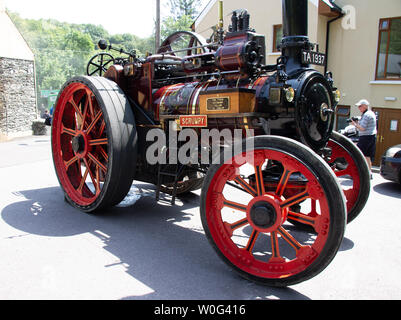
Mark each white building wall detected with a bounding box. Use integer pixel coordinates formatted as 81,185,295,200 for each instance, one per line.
0,0,34,61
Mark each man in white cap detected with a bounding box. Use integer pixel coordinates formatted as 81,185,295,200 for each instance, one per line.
352,99,377,178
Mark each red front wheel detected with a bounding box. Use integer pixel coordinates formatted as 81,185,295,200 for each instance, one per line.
51,76,137,212
201,136,346,287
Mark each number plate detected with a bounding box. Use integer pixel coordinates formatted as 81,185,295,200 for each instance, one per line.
301,50,326,66
179,115,208,128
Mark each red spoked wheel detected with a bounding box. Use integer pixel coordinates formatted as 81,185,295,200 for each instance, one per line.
201,136,346,287
327,131,370,223
52,76,137,212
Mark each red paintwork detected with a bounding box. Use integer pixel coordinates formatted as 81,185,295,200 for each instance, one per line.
52,82,108,207
204,148,331,280
328,139,360,213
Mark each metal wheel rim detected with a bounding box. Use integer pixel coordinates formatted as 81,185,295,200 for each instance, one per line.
52,82,109,207
204,149,333,280
328,139,361,214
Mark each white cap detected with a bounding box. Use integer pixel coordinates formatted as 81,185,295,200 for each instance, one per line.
355,99,370,107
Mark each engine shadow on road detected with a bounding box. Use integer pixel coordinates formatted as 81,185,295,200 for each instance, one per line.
1,184,354,300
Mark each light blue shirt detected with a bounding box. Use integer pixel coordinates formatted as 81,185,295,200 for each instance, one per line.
359,110,377,136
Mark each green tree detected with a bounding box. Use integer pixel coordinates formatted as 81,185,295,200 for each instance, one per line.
168,0,202,19
161,0,203,42
76,24,110,43
7,10,155,105
161,15,194,39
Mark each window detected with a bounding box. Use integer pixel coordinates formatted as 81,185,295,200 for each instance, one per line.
273,24,283,52
375,17,401,80
335,105,350,131
390,120,399,132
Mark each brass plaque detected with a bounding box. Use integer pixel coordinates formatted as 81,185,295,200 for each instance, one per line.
269,88,281,104
206,97,230,111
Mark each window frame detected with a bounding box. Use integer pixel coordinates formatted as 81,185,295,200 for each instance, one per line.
335,105,351,131
273,24,283,53
375,16,401,81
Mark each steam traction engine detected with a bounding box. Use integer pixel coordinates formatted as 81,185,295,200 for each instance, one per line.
51,0,370,286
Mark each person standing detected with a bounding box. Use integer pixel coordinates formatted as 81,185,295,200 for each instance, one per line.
43,109,52,126
352,99,377,178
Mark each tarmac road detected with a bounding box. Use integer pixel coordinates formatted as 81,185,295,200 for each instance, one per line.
0,134,401,300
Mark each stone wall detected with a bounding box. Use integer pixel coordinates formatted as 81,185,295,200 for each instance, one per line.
0,57,37,138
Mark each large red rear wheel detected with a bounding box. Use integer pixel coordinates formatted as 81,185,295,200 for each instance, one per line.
51,76,137,212
201,136,346,287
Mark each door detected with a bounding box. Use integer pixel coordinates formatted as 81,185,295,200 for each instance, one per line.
373,108,401,166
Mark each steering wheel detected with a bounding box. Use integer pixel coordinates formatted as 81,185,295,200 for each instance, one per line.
86,53,115,76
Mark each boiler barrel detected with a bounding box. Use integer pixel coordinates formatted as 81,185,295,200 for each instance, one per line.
154,78,269,119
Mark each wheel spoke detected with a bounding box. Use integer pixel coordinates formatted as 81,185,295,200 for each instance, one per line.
81,96,89,131
280,190,310,209
64,155,79,169
86,111,103,135
269,231,285,263
234,176,257,197
254,164,265,196
98,120,106,137
89,138,108,147
87,152,107,173
275,168,293,197
69,98,83,120
277,227,302,252
103,60,114,67
311,198,317,213
226,218,249,233
87,94,95,121
287,211,316,228
62,125,77,136
245,229,259,252
223,199,247,212
77,167,89,194
83,158,96,188
98,146,109,162
90,62,102,69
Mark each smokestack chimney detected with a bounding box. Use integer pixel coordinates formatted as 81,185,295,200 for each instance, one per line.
282,0,308,37
280,0,311,74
